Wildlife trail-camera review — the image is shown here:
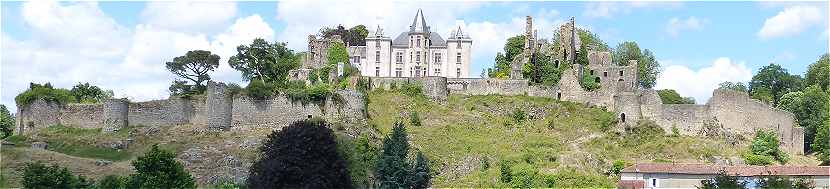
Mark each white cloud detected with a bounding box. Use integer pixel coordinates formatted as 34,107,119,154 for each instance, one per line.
1,1,273,113
655,58,753,104
665,16,705,37
757,5,823,39
140,1,238,34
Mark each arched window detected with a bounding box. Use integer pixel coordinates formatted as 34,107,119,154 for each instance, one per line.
595,77,600,83
620,113,626,123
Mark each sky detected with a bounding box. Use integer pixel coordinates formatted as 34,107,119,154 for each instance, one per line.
1,0,828,112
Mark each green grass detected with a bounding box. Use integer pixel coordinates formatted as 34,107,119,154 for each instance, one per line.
23,125,132,161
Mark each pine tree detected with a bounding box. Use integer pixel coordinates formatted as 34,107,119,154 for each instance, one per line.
412,151,432,189
376,121,411,188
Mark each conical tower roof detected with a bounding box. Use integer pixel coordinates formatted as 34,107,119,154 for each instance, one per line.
410,9,429,33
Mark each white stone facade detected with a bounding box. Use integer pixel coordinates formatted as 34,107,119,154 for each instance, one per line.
349,9,472,78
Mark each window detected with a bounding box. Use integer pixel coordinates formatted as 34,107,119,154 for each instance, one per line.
648,178,657,188
435,68,441,75
375,41,380,48
410,52,413,62
590,70,594,75
414,66,421,77
603,72,608,77
395,68,402,77
375,51,380,63
457,42,461,49
416,36,421,48
353,56,360,64
396,52,403,64
434,53,442,64
456,68,461,78
555,60,560,68
619,71,624,76
416,51,421,63
456,53,462,64
375,67,380,77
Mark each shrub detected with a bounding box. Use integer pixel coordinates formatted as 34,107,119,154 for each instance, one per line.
283,82,333,104
98,175,126,189
545,168,615,188
626,120,665,140
400,82,423,97
376,121,412,188
227,83,243,97
0,105,14,139
128,145,195,189
580,69,600,91
743,153,775,166
609,160,626,175
758,175,813,189
15,83,74,107
412,151,432,189
245,79,275,100
511,109,527,124
748,130,789,164
247,119,352,188
70,82,113,103
410,111,422,127
699,170,746,189
499,160,512,184
22,161,94,189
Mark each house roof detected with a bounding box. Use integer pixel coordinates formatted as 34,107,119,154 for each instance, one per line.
621,163,830,176
391,31,447,48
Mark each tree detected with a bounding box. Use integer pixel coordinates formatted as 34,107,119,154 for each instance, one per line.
228,38,299,85
411,151,431,189
801,85,830,153
699,170,745,189
246,119,352,188
320,25,369,46
757,176,813,189
749,64,803,106
805,53,829,91
747,130,788,165
576,28,610,52
813,119,830,165
128,144,195,189
376,121,412,188
22,161,93,189
612,41,641,67
487,35,526,78
718,82,748,93
638,49,660,89
99,175,126,189
70,83,113,103
657,89,695,104
0,105,13,139
165,50,220,95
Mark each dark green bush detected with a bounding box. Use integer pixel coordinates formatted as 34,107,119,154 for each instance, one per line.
245,79,275,100
22,161,94,189
580,69,600,91
743,153,775,165
98,175,126,189
410,111,422,127
748,130,789,164
128,145,195,189
15,83,73,107
400,82,423,97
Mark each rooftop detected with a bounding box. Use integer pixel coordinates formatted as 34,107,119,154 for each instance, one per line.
621,163,830,176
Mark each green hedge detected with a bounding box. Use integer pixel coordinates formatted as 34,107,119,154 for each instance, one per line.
15,83,73,107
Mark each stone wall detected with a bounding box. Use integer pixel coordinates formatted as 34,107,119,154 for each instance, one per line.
16,100,62,135
369,77,449,101
229,90,365,130
128,98,193,127
60,103,103,130
103,99,128,132
206,82,232,131
707,89,801,154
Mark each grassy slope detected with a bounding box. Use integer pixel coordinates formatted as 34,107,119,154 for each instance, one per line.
0,89,820,187
365,90,818,187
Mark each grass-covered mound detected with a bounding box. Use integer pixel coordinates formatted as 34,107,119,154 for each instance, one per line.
365,89,748,187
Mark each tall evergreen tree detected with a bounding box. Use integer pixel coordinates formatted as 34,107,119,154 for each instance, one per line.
376,121,411,188
412,151,431,189
246,119,353,188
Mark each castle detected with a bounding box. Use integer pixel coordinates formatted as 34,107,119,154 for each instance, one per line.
346,9,473,78
14,15,804,156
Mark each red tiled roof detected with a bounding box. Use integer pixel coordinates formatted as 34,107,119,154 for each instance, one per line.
621,163,830,176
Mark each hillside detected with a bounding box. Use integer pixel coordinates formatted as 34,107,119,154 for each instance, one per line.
0,89,820,187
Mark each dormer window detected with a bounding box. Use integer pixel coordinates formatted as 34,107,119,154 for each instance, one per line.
416,36,421,48
375,41,380,48
457,42,461,49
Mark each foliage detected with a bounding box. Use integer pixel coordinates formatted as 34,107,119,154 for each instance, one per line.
128,144,196,189
576,43,590,66
545,168,615,188
410,111,422,127
580,66,600,91
376,121,412,188
576,28,610,52
412,151,432,189
282,82,333,104
612,41,660,88
718,81,749,93
749,63,803,106
507,163,544,188
227,83,243,97
626,120,666,140
15,83,74,107
801,86,830,152
0,104,14,139
612,41,641,66
699,170,746,189
70,83,113,103
22,161,93,189
657,89,695,104
511,109,527,125
319,24,369,46
339,133,379,187
29,125,132,161
228,38,299,85
805,53,830,91
609,160,626,175
757,175,813,189
486,35,525,78
747,130,788,164
247,119,352,188
399,82,424,98
812,119,830,165
169,80,198,97
99,175,126,189
499,160,512,184
327,40,350,66
743,153,775,166
165,50,220,95
244,79,275,100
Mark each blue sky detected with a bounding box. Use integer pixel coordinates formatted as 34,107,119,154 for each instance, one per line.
1,1,828,112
